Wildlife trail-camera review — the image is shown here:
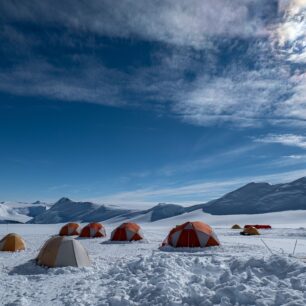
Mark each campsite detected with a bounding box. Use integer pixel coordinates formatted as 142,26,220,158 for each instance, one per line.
2,0,306,305
1,210,306,305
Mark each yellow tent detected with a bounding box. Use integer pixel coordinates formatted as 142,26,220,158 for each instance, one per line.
0,233,26,252
240,227,260,236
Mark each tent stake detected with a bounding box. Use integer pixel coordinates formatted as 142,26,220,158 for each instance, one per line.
260,239,273,254
293,239,298,256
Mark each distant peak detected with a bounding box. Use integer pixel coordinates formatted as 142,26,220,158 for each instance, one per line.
241,181,271,188
156,203,167,207
154,203,181,208
56,197,72,204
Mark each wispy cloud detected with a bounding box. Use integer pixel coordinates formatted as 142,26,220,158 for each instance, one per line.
0,58,128,106
172,68,291,127
1,0,306,130
1,0,275,48
157,143,258,176
249,154,306,169
254,133,306,149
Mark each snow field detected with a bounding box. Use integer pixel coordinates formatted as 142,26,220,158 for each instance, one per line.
1,223,306,305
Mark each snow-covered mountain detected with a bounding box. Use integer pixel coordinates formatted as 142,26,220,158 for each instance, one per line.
28,197,133,224
0,200,50,223
2,177,306,223
28,198,186,224
201,177,306,215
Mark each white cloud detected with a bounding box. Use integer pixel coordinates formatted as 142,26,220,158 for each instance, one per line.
275,0,306,54
285,154,306,159
256,154,306,168
1,0,274,48
172,68,291,127
1,0,306,130
166,1,306,128
275,73,306,121
254,133,306,149
0,58,129,106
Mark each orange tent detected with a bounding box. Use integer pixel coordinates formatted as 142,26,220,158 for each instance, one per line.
111,222,144,241
59,223,80,236
162,221,220,248
79,223,106,238
0,233,26,252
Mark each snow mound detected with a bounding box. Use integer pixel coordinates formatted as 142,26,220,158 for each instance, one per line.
102,253,306,305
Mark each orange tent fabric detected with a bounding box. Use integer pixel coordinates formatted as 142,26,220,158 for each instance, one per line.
79,223,106,238
111,222,144,241
0,233,26,252
59,223,80,236
162,221,220,248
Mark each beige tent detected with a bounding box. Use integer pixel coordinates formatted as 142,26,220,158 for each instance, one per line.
0,233,25,252
240,226,260,236
37,236,90,268
231,224,241,229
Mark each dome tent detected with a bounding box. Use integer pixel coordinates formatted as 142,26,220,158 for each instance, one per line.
231,224,242,229
240,226,260,236
37,236,90,268
111,222,144,242
162,221,220,248
79,222,106,238
59,223,80,236
0,233,25,252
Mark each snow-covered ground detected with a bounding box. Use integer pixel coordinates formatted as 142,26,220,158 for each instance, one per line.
1,211,306,305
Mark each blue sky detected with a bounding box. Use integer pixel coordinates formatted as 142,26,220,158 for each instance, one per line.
1,0,306,207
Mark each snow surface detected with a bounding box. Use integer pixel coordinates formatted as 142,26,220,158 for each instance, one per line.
1,211,306,305
106,208,306,229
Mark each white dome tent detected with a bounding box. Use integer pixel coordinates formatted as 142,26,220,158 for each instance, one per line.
37,236,90,268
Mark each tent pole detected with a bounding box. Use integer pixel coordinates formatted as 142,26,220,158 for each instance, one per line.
260,239,273,254
293,240,298,255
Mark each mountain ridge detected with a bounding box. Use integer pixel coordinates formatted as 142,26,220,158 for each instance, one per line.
1,177,306,224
